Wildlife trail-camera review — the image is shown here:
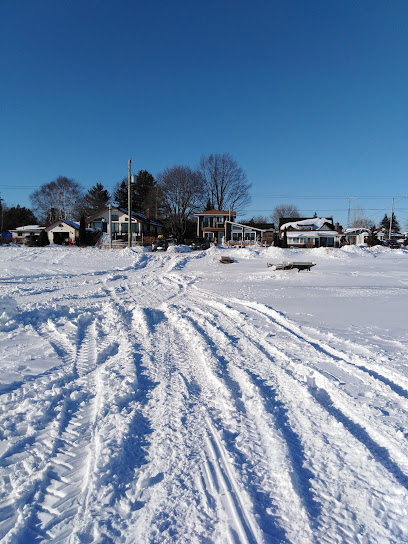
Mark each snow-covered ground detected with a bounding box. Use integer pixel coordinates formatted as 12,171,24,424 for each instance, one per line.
0,243,407,544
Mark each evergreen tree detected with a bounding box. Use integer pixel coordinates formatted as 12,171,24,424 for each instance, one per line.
36,229,50,246
281,228,288,248
113,178,137,209
78,215,87,246
379,213,400,232
205,198,213,211
133,170,156,214
2,205,38,230
82,183,110,217
366,226,381,246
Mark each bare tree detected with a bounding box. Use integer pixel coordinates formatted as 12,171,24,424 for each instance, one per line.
30,176,83,223
199,153,251,213
157,165,204,242
270,204,300,227
351,208,374,229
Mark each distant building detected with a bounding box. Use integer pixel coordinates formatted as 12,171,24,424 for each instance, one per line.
279,217,339,248
194,209,236,243
10,225,46,244
87,207,164,239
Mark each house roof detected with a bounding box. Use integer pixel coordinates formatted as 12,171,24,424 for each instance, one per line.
195,209,237,216
46,220,80,230
87,207,163,227
280,217,335,231
14,225,46,231
229,221,275,233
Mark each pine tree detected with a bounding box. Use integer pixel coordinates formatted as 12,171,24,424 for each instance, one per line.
82,183,110,217
366,226,381,246
205,198,213,211
379,213,400,232
133,170,156,214
113,178,137,210
36,229,50,246
2,205,38,231
78,215,87,246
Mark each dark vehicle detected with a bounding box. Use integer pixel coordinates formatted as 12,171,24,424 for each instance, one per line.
383,239,399,249
189,238,211,250
152,237,168,251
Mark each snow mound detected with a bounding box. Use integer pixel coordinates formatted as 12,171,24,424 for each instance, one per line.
0,296,19,331
167,244,192,253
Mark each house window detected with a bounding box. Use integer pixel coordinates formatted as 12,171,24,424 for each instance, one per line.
203,218,209,228
111,223,119,233
121,223,128,233
111,214,119,221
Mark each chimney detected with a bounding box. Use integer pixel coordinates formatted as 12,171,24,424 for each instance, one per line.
146,209,150,220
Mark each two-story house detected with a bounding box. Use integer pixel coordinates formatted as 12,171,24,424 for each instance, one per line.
194,209,236,244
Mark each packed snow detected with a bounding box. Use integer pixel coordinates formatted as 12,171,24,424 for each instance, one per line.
0,243,407,544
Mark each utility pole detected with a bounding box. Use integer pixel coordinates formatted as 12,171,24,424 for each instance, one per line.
128,159,132,248
388,197,394,240
0,196,4,236
108,203,112,249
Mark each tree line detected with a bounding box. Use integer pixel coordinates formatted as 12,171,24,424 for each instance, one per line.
1,153,251,241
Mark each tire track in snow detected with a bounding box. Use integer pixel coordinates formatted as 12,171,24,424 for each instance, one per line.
195,295,408,471
0,315,120,543
171,306,316,543
126,306,265,543
180,296,408,543
231,296,408,403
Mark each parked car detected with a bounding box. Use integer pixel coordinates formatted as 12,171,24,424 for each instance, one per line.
189,238,211,250
152,237,168,251
383,239,399,249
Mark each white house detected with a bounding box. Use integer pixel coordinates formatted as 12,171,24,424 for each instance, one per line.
279,217,340,248
342,227,370,245
11,225,46,243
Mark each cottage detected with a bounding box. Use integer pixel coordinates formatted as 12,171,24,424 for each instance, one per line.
342,227,370,245
225,221,275,245
11,225,46,244
279,217,340,248
87,207,163,240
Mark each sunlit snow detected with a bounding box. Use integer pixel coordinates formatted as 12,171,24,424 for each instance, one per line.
0,243,407,543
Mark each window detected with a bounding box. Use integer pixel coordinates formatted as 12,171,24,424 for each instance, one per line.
111,223,119,233
121,223,128,233
111,214,119,221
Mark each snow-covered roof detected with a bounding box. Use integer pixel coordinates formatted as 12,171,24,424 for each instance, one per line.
280,218,334,231
46,220,80,230
14,225,45,231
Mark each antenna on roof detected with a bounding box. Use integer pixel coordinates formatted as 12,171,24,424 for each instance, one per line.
345,196,356,227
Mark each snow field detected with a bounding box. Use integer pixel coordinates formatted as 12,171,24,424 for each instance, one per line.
0,244,407,543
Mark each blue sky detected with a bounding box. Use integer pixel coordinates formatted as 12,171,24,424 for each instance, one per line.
1,0,407,228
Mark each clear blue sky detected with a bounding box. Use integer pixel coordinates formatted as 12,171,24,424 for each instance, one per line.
1,0,407,228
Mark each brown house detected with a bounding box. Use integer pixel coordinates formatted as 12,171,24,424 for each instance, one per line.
195,209,237,243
